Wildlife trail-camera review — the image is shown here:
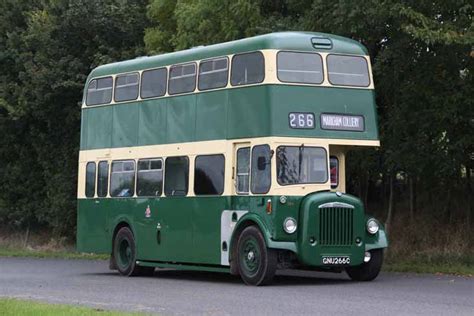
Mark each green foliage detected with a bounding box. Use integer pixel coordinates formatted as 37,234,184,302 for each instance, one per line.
0,0,472,239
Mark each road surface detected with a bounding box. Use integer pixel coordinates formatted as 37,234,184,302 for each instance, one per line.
0,257,472,315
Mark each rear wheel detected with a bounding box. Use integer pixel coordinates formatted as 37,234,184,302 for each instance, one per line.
236,226,277,286
346,249,383,281
113,227,154,277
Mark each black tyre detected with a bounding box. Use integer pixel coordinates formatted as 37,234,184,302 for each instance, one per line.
113,227,154,277
236,226,277,286
346,249,384,281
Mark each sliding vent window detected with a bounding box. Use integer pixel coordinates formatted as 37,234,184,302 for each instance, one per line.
194,155,225,195
164,156,189,196
97,161,109,198
277,52,323,84
86,77,112,106
168,63,196,95
85,162,96,198
137,158,163,196
198,57,229,91
114,73,139,102
141,68,167,99
327,55,370,87
110,160,135,197
231,52,264,86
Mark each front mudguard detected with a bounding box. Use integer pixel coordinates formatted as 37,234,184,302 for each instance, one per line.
364,217,389,251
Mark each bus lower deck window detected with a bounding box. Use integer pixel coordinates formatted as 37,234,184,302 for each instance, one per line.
137,158,163,196
97,161,109,197
164,156,189,196
85,162,96,198
194,155,225,195
110,160,135,197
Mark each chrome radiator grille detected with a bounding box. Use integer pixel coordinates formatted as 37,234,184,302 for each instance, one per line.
318,203,354,246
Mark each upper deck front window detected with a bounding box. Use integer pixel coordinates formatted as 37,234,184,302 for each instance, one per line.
327,55,370,87
277,146,328,185
277,51,323,84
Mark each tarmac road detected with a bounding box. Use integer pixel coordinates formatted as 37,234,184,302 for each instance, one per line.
0,257,472,315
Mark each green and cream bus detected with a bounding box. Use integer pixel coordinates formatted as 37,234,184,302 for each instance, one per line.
77,32,388,285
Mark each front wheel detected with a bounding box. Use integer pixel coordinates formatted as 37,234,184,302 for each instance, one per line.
236,226,277,286
346,249,384,281
113,227,154,277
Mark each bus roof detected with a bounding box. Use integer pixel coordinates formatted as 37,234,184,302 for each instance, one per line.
89,32,369,78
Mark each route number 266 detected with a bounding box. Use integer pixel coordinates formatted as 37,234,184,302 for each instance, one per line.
289,112,315,129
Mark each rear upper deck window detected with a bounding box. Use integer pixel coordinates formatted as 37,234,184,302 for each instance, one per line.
114,73,139,102
327,55,370,87
277,52,323,84
168,63,196,95
141,68,167,99
198,57,229,91
231,52,264,86
86,77,113,106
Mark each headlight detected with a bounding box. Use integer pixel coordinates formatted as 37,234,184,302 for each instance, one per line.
366,219,379,235
283,217,297,234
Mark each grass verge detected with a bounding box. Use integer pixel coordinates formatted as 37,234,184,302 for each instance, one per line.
383,253,473,276
0,298,145,316
0,246,107,260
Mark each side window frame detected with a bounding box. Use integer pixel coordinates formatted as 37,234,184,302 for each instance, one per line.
250,144,272,194
164,156,190,196
140,67,168,99
85,76,113,106
85,162,96,198
168,62,197,95
330,156,339,189
110,160,136,198
114,72,140,102
198,57,229,91
236,147,250,195
136,158,164,197
230,51,265,86
194,154,225,196
97,160,109,198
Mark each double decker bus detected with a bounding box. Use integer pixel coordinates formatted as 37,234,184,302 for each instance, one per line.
77,32,388,285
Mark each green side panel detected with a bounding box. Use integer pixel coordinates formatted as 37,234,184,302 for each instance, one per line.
76,199,109,253
269,85,378,140
167,95,196,143
80,85,378,150
192,197,229,264
138,99,168,145
227,86,270,138
85,106,112,149
112,103,139,147
195,91,228,140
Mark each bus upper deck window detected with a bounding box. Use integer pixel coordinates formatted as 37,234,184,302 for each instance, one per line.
86,77,113,106
327,55,370,87
141,68,167,99
330,156,339,188
277,51,323,84
169,63,196,95
231,52,264,86
114,73,139,102
198,57,229,91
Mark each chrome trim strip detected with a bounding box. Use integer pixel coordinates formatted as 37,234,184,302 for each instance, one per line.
319,202,354,209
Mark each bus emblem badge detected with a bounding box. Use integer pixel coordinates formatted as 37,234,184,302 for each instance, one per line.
145,205,151,218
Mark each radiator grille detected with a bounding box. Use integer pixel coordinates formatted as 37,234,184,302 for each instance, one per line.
319,206,354,246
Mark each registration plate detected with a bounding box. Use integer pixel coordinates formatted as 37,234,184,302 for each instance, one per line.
322,256,351,265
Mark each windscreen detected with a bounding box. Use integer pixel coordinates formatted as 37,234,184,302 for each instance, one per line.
277,146,328,185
